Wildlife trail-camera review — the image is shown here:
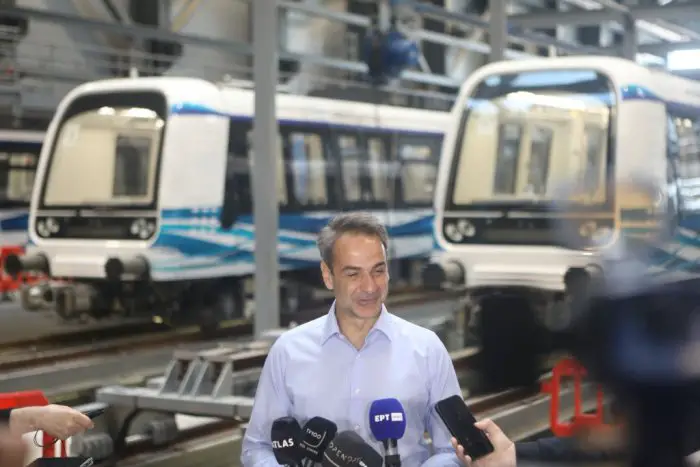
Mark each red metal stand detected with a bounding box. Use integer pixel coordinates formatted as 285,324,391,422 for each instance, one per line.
0,246,42,294
0,390,67,457
540,357,608,437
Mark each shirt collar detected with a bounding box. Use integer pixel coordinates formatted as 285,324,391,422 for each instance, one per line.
321,301,394,346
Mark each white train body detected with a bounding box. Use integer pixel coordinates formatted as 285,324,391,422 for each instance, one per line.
427,56,699,302
0,130,43,248
8,77,449,323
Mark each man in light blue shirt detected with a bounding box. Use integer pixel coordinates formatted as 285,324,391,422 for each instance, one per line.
241,212,462,467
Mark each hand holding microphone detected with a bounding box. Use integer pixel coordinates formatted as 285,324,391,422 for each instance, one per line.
368,398,407,467
322,431,383,467
298,417,338,466
271,417,305,467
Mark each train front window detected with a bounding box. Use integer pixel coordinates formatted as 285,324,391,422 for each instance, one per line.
43,107,163,208
448,69,615,209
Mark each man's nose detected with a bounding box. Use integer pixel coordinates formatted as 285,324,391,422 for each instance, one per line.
360,273,378,293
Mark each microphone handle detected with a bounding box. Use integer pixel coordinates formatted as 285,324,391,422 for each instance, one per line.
384,439,401,467
385,454,401,467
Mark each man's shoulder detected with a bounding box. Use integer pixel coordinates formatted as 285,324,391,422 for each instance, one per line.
272,314,327,350
386,312,444,347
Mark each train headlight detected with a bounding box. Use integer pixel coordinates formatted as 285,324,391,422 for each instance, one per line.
45,217,60,234
130,218,156,240
457,219,476,237
445,222,463,242
36,219,49,238
34,217,62,238
444,219,477,243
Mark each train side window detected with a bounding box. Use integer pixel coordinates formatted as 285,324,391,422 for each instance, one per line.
286,131,328,207
669,113,700,210
367,135,391,203
0,152,37,204
337,134,362,203
398,135,440,204
526,125,552,195
493,123,522,195
221,120,287,229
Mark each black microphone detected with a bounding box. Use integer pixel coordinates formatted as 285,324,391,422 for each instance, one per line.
322,431,383,467
271,417,305,467
298,416,338,466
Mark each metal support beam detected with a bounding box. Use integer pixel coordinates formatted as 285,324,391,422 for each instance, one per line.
509,2,700,29
563,0,694,43
636,40,700,56
621,15,638,61
0,5,460,88
252,0,280,337
489,0,506,63
275,1,535,61
412,2,605,55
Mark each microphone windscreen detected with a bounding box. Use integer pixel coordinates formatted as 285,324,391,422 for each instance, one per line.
299,416,338,461
322,431,383,467
368,398,406,441
271,417,304,466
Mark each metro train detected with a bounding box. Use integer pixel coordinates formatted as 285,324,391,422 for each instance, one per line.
423,56,700,334
4,77,450,329
0,130,43,248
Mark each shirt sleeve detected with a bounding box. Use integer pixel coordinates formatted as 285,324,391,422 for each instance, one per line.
515,437,626,462
240,338,292,467
420,332,462,467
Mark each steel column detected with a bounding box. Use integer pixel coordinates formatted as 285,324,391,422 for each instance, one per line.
621,15,638,61
252,0,280,337
489,0,506,63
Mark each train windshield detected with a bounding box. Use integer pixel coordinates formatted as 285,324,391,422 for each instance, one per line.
40,92,166,210
448,69,615,211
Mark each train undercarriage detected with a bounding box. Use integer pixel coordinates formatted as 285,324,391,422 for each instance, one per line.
422,257,599,389
11,257,427,333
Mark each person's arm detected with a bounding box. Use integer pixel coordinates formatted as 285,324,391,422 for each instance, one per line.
515,437,626,462
240,338,293,467
420,332,463,467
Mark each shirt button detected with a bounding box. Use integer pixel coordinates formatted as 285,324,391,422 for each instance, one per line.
354,388,360,395
354,424,360,431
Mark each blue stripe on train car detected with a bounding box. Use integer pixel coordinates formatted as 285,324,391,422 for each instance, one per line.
154,210,434,259
168,103,446,136
0,212,28,231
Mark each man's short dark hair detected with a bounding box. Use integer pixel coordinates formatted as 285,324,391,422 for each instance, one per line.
317,212,389,270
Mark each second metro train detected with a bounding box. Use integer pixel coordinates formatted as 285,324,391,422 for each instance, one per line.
5,77,450,329
424,55,700,334
0,130,43,248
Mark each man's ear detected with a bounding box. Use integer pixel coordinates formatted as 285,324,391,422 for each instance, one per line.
320,261,334,290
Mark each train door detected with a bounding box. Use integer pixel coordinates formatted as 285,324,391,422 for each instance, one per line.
221,119,287,229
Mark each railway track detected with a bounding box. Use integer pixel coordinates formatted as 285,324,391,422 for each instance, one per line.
0,289,460,374
113,347,556,465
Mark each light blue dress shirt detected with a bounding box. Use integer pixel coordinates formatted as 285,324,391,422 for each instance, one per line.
241,303,463,467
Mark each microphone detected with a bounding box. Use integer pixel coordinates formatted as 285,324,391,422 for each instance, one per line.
322,431,383,467
271,417,304,467
298,416,338,465
368,398,406,467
